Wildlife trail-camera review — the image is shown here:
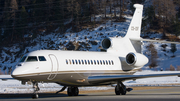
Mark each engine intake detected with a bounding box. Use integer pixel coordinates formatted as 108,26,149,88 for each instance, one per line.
126,52,148,67
101,38,112,50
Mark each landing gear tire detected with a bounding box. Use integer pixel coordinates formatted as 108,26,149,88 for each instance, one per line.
73,87,79,96
32,82,40,99
115,81,127,95
115,86,120,95
67,87,73,96
121,89,126,95
67,87,79,96
32,93,39,99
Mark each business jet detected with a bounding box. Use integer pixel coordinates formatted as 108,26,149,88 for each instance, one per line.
1,4,180,99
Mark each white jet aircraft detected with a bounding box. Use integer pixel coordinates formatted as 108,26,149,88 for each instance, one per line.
1,4,180,99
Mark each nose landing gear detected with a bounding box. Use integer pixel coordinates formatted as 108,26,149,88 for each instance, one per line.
32,82,40,99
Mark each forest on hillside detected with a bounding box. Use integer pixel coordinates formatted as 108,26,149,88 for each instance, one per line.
1,0,180,49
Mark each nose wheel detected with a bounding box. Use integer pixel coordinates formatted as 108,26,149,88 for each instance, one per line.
67,87,79,96
32,82,40,99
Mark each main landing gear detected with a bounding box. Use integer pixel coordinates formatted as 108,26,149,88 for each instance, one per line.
67,87,79,96
56,86,67,94
56,86,79,96
32,82,40,99
115,81,133,95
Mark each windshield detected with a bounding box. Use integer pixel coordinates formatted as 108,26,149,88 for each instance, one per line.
38,56,46,61
20,56,27,62
26,56,38,62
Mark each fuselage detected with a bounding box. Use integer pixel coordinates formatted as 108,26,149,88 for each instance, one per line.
12,50,136,86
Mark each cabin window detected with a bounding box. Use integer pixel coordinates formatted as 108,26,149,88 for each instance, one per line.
26,56,38,62
109,60,111,65
91,60,93,65
66,59,68,64
94,60,96,65
38,56,46,61
81,60,84,65
20,56,27,62
106,60,108,65
88,60,90,64
84,60,87,64
100,60,102,65
103,60,105,65
111,60,114,65
75,60,78,64
72,60,75,64
78,60,81,64
97,60,99,65
69,59,71,64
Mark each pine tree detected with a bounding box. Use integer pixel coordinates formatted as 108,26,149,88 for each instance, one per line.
142,5,155,30
16,6,28,42
2,0,18,43
171,43,177,57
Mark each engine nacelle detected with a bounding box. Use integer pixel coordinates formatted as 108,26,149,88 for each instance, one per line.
126,52,148,67
101,38,112,50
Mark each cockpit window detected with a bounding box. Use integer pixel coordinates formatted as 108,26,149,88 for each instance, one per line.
20,56,27,62
38,56,46,61
26,56,38,62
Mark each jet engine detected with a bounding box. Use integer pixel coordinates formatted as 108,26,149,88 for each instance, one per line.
126,52,148,67
101,38,112,50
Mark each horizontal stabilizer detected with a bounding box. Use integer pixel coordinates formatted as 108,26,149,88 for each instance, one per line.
130,38,180,44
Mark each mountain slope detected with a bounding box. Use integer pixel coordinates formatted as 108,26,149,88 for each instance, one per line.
0,15,180,74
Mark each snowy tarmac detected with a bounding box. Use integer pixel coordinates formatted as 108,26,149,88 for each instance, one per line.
0,87,180,101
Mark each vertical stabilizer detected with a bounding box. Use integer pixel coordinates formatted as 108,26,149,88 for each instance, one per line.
125,4,143,38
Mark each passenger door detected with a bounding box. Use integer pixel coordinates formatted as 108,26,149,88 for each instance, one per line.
48,54,59,80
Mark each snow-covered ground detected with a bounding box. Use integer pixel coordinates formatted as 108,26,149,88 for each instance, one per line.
0,71,180,94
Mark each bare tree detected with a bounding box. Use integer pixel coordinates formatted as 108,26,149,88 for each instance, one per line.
170,65,175,71
67,0,75,31
147,43,158,68
109,0,113,25
177,66,180,71
113,0,117,18
119,0,124,19
74,1,80,31
103,0,107,19
153,0,176,37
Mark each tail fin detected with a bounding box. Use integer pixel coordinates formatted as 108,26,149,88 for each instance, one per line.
125,4,143,38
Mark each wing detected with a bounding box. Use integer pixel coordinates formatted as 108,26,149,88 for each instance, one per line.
0,75,14,81
88,72,180,84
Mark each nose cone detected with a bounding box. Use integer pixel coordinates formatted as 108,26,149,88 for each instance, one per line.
11,65,27,79
11,67,21,79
